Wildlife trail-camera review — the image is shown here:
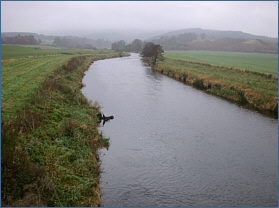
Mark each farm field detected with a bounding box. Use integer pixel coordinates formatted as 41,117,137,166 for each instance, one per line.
1,44,122,206
164,51,278,77
1,44,107,59
21,44,62,50
1,44,55,59
1,54,75,119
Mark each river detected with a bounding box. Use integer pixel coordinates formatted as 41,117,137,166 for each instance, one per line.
82,53,278,207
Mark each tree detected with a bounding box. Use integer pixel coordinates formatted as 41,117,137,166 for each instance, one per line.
131,39,143,52
141,42,164,65
83,44,97,50
200,33,206,40
111,40,126,57
124,43,132,52
1,35,39,45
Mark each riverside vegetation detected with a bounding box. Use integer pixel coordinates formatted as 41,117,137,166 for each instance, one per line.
144,51,278,117
1,45,127,206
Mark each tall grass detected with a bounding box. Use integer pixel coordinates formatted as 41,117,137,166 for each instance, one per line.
149,57,278,115
1,45,123,206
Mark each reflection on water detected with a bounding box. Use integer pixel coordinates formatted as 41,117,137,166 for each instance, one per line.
82,53,278,207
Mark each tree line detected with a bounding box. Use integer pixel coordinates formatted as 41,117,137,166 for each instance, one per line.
112,39,164,65
1,35,39,45
111,39,144,54
53,36,100,49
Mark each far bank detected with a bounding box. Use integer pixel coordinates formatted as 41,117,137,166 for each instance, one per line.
143,55,278,118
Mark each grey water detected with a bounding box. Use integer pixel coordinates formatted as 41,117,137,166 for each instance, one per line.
81,53,278,207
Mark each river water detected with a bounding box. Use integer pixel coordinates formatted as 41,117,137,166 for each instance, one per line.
82,53,278,207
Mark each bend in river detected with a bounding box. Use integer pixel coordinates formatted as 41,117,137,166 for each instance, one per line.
82,53,278,207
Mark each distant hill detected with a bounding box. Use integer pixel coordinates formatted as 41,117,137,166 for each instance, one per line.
151,28,278,42
2,28,278,53
149,28,278,53
80,29,168,42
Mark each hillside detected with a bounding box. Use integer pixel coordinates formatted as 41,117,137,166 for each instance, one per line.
151,28,278,42
150,28,278,53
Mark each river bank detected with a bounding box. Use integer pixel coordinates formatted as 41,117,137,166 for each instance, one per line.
1,47,126,206
144,57,278,118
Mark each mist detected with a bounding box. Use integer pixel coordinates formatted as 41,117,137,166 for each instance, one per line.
1,1,278,38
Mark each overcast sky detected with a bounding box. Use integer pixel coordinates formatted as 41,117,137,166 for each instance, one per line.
1,1,278,37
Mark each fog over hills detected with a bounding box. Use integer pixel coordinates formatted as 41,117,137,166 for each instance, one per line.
2,28,278,53
81,29,169,42
1,29,168,43
2,28,278,43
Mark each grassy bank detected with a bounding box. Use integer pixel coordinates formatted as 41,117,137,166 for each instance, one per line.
145,57,278,116
1,45,125,206
165,51,278,77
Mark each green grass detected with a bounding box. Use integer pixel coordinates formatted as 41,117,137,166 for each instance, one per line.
1,44,56,59
21,45,62,50
1,55,76,120
1,44,110,60
165,51,278,77
149,57,278,114
1,45,124,206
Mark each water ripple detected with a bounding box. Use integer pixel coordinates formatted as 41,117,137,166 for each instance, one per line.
83,53,278,207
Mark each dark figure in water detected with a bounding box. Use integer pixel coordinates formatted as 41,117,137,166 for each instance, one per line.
97,113,114,125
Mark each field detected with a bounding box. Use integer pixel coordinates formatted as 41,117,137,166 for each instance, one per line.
2,55,75,119
1,44,109,59
1,44,56,59
164,51,278,77
1,45,114,119
1,45,123,206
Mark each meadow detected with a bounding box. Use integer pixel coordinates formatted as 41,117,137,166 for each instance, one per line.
1,45,123,206
1,44,56,59
1,45,112,119
1,44,109,59
164,51,278,77
2,55,74,119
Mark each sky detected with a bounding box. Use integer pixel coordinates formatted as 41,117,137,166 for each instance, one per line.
1,1,278,38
